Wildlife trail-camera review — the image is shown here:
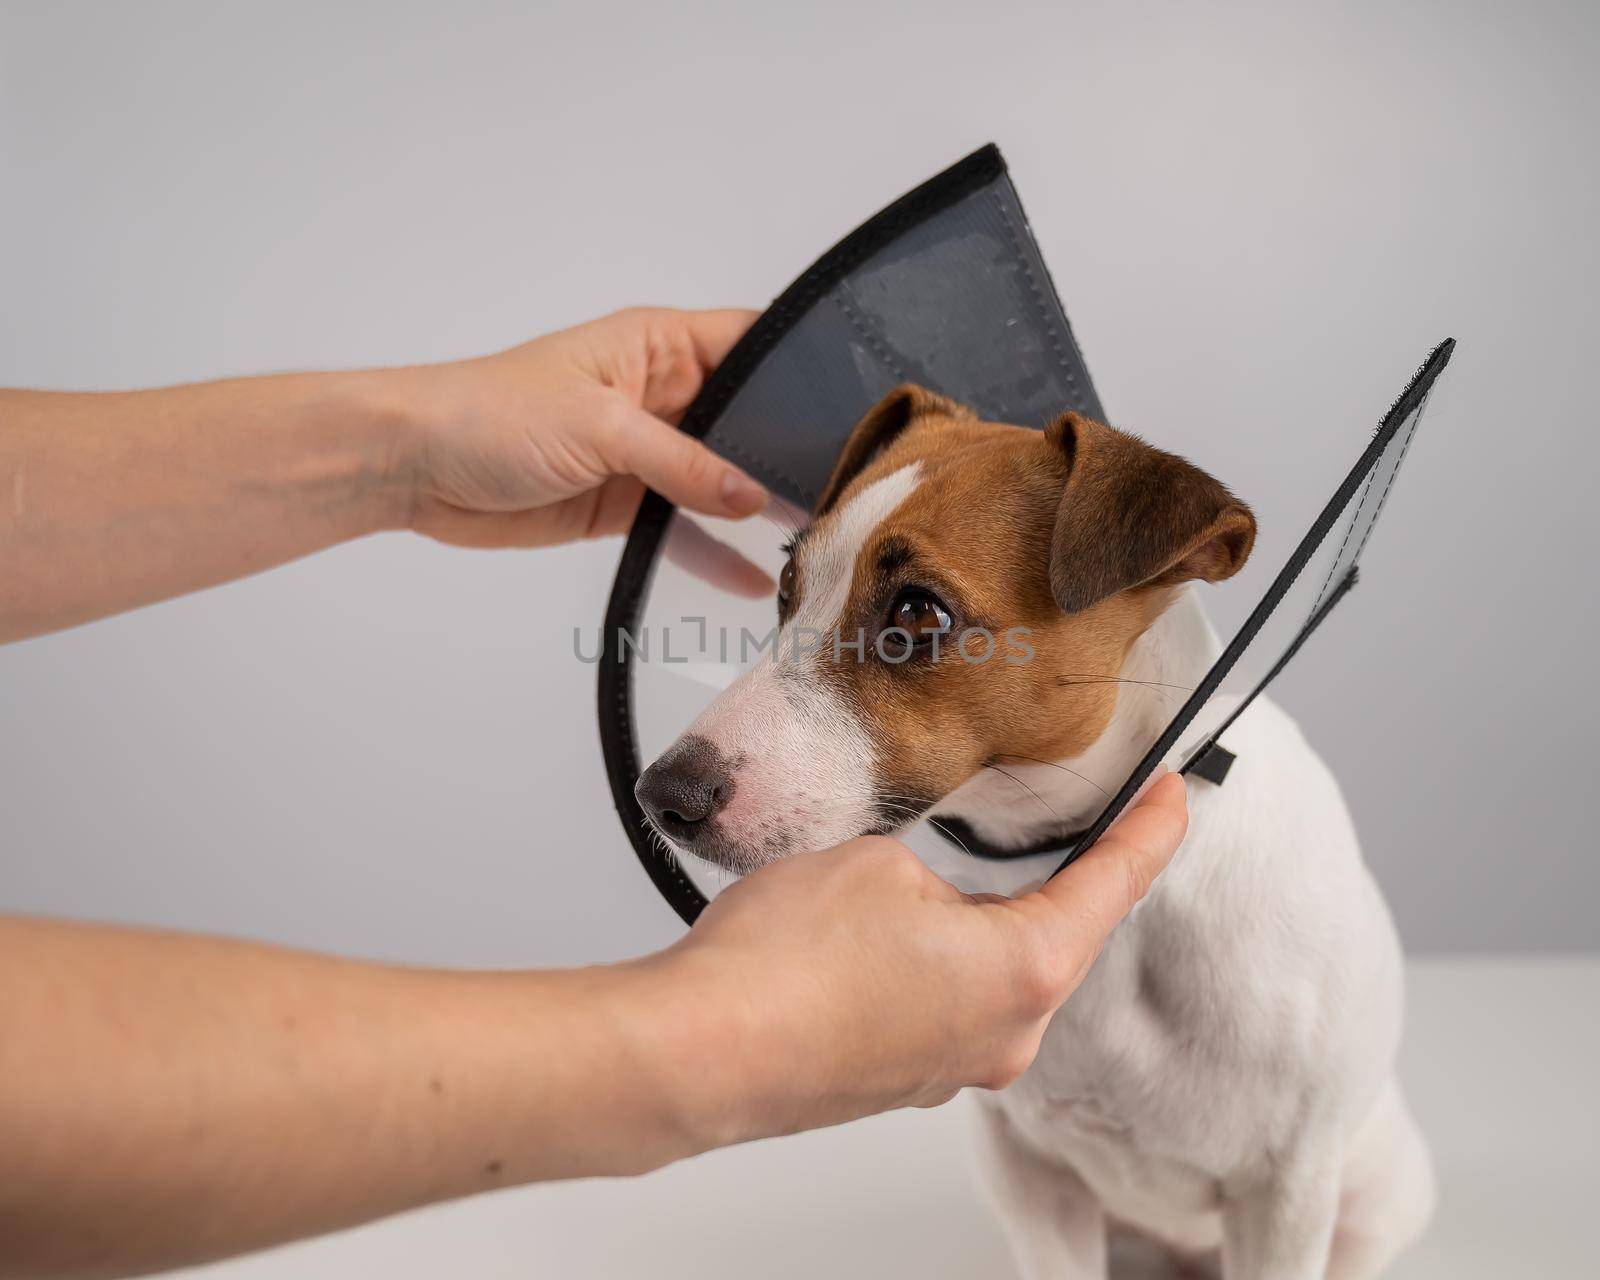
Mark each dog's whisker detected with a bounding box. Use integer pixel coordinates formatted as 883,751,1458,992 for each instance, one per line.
994,752,1113,802
763,458,817,514
924,816,977,861
638,814,680,863
1057,674,1196,691
640,811,746,888
1056,673,1198,689
874,811,928,825
876,801,930,820
983,763,1062,822
792,792,936,838
1056,674,1186,709
802,791,935,811
754,507,802,542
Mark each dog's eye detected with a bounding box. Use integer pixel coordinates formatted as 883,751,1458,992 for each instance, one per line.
777,557,797,617
882,589,952,658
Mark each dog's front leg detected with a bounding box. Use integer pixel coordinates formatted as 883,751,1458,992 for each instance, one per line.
1219,1149,1341,1280
971,1100,1107,1280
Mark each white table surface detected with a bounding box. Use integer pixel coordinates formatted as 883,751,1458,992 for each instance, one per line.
178,955,1598,1279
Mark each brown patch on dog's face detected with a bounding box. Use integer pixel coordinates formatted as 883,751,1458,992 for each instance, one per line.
786,387,1254,828
794,415,1129,819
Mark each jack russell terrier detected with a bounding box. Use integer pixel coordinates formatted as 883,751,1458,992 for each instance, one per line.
636,385,1432,1279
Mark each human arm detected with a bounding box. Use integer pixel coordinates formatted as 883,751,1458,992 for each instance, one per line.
0,774,1187,1278
0,308,769,644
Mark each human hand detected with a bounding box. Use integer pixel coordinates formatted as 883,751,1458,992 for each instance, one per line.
652,771,1190,1148
0,306,777,642
398,307,773,592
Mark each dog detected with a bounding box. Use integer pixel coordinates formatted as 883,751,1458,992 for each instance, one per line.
635,385,1433,1278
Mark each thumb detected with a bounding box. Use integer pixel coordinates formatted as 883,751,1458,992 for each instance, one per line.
1026,770,1189,937
612,406,767,518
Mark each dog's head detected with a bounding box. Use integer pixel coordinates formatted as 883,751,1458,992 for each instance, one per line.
636,385,1255,871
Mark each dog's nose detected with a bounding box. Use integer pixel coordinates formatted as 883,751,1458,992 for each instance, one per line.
635,744,732,841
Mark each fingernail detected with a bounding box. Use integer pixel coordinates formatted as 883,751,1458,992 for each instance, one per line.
720,468,766,515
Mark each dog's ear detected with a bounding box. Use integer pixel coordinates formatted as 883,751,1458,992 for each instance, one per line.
815,384,966,516
1046,411,1257,614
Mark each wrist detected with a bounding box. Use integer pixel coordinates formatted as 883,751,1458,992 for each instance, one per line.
624,947,803,1158
593,952,744,1165
324,367,431,535
439,955,755,1179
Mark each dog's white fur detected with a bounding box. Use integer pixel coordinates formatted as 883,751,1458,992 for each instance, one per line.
959,587,1434,1279
672,465,921,862
662,468,1432,1278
